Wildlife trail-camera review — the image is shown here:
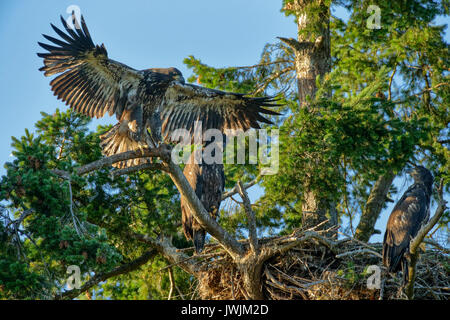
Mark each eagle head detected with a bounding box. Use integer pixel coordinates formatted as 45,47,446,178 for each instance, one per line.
168,67,185,83
406,165,433,188
149,67,184,83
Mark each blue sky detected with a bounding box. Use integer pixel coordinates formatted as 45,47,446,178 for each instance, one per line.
0,0,294,166
0,1,448,243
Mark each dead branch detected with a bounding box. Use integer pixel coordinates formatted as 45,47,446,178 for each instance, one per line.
423,239,450,254
77,149,162,175
237,181,259,254
335,248,382,259
129,232,201,275
276,230,337,255
168,267,174,300
55,249,157,300
66,177,82,237
111,162,167,178
163,159,245,258
221,176,260,201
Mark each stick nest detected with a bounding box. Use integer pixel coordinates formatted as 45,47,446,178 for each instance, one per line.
190,230,449,300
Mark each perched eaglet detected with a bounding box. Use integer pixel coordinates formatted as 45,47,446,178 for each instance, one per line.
37,14,280,168
181,142,225,253
382,166,433,284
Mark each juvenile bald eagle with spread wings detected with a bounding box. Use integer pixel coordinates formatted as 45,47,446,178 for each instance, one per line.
38,14,280,168
382,166,433,284
181,142,225,253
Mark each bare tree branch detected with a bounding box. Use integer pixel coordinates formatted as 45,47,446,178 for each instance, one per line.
335,248,382,259
124,231,201,275
237,181,259,254
51,148,163,179
168,267,174,300
221,176,260,201
423,238,450,254
66,178,82,237
55,249,157,300
163,159,245,258
437,139,450,145
233,59,293,70
77,149,162,175
111,162,167,178
388,64,397,100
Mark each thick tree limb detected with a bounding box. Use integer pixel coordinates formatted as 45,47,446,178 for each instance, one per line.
277,37,316,52
77,149,162,175
355,170,395,242
111,162,167,178
125,231,201,275
51,149,163,178
163,160,245,258
55,249,157,300
405,179,447,299
237,181,259,254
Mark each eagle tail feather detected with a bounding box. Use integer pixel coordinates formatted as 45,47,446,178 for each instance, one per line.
99,123,149,169
401,257,409,285
382,231,408,274
193,228,206,254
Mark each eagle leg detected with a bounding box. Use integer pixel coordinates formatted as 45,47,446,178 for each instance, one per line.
401,254,410,286
148,110,163,148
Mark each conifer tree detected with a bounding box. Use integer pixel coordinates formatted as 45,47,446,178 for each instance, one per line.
1,0,448,299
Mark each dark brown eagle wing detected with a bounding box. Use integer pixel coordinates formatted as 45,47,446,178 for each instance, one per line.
38,14,145,123
382,184,430,273
161,83,280,142
38,14,152,168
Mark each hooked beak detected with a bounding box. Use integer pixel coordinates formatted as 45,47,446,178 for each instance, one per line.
175,74,185,83
405,166,417,175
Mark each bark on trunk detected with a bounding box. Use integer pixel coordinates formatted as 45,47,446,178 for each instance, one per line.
282,0,332,230
355,171,395,242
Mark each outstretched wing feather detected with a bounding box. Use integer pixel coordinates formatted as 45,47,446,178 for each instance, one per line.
38,14,143,121
161,83,281,141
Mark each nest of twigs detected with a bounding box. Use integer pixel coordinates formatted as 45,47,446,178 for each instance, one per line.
192,229,449,300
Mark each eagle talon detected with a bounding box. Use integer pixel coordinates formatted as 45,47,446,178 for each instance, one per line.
155,143,172,162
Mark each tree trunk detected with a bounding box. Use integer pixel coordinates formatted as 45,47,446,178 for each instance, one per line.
355,171,395,242
294,4,330,107
282,0,332,230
